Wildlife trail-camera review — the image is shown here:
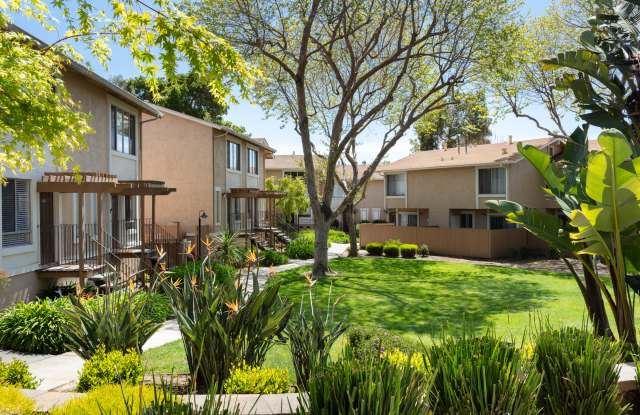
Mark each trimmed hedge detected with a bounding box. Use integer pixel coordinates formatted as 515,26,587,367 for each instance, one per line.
77,346,143,392
365,242,384,256
223,364,289,394
287,237,315,260
400,244,417,259
261,249,289,267
383,243,400,258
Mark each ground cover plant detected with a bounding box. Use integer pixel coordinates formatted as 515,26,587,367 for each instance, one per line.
77,346,143,392
0,359,38,389
260,249,289,266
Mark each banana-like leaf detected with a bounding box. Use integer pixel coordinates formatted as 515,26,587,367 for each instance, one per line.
518,143,562,191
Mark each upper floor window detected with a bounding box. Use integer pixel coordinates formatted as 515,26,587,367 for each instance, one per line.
2,179,31,247
247,148,258,175
227,141,241,171
111,106,136,155
284,171,305,179
478,168,506,195
386,173,406,197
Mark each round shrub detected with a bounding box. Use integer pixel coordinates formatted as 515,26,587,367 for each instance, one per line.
400,244,417,259
418,244,429,257
135,292,173,324
51,384,156,415
261,249,289,266
77,346,143,392
223,364,289,394
365,242,384,256
383,243,400,258
347,326,416,362
0,386,36,415
287,237,315,260
0,298,69,354
0,359,38,389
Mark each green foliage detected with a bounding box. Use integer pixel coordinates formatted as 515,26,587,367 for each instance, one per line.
50,384,157,415
266,176,310,221
347,326,415,363
383,242,400,258
77,346,143,392
223,364,289,394
412,90,491,151
0,359,38,389
162,260,293,391
170,259,236,289
0,385,36,415
299,347,432,415
428,335,541,415
534,327,626,415
365,242,384,256
64,291,162,360
298,229,349,244
135,292,173,324
418,244,430,257
0,298,69,354
400,244,417,259
212,231,245,267
287,237,315,260
260,249,289,267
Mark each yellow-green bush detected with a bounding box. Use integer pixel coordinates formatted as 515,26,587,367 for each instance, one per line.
0,359,38,389
0,385,36,415
51,384,156,415
77,346,143,392
223,364,289,394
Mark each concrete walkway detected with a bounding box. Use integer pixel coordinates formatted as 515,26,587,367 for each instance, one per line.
0,318,183,391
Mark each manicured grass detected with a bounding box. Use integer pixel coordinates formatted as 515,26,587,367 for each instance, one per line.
298,229,349,244
143,257,592,375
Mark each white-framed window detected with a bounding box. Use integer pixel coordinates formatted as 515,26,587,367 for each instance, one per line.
285,171,305,179
227,141,241,171
247,148,258,175
111,106,136,155
399,212,417,227
2,179,31,247
386,173,406,196
359,208,369,222
478,167,506,195
371,208,382,221
214,188,222,225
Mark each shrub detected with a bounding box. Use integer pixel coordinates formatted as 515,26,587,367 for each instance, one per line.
50,384,157,415
223,364,289,394
365,242,384,256
0,359,38,389
0,386,36,415
418,244,429,257
135,292,173,324
64,290,162,359
77,346,143,392
287,237,315,260
382,349,427,373
170,260,235,288
534,327,626,415
400,244,417,258
299,229,349,244
162,264,293,391
260,249,289,267
0,298,69,354
427,335,541,415
347,326,415,362
383,243,400,258
301,347,432,415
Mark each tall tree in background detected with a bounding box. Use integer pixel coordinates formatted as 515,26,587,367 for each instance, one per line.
200,0,519,277
412,91,492,152
0,0,252,178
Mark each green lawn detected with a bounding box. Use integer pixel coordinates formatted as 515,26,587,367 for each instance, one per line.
143,257,590,376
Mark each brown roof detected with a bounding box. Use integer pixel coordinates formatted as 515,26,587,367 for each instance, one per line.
378,138,559,172
266,154,383,181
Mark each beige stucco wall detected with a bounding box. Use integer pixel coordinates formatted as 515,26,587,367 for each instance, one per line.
356,180,384,209
508,160,557,209
142,112,214,236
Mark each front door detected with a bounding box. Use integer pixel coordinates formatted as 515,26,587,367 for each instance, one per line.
39,192,55,265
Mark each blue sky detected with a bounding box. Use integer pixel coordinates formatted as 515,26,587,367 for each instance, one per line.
12,0,567,162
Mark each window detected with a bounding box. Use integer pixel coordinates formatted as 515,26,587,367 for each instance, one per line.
400,213,417,227
247,148,258,175
478,168,506,195
111,106,136,155
371,208,382,221
490,215,516,230
460,213,473,229
360,208,369,222
2,179,31,247
386,174,406,196
284,171,305,179
214,188,221,225
227,141,241,171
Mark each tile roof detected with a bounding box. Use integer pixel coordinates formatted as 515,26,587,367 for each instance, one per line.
266,154,384,181
378,138,559,172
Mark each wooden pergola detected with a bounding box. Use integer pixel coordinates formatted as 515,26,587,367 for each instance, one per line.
226,188,285,246
36,172,175,287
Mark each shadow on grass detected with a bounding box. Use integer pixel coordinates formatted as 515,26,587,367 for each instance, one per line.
273,257,560,338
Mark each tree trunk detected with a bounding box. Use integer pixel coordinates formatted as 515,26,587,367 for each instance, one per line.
312,218,331,277
345,203,358,257
581,258,612,338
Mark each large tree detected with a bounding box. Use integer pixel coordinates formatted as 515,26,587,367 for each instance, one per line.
199,0,519,277
412,90,492,152
0,0,252,178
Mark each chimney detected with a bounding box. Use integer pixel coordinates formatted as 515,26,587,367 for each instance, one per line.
508,135,513,145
